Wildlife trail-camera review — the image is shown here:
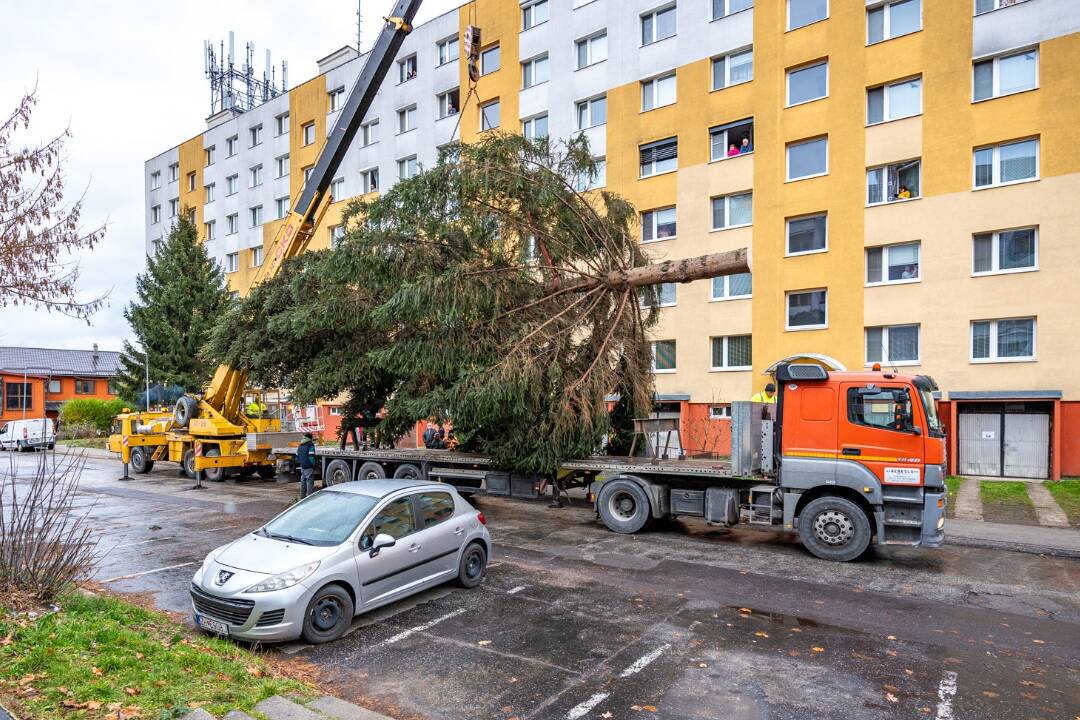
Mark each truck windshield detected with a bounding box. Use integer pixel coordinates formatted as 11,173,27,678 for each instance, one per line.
918,388,943,437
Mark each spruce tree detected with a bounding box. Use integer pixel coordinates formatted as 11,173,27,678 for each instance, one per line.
115,214,232,401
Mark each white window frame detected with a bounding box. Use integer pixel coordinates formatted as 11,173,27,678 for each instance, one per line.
251,246,264,267
709,273,753,301
786,61,829,107
398,54,418,84
168,163,179,183
786,136,829,181
168,198,178,217
226,213,239,235
205,145,215,166
973,48,1039,102
330,177,345,202
249,124,263,147
710,192,753,231
437,35,459,66
709,118,754,161
225,136,238,157
328,86,346,112
785,213,828,256
711,47,753,90
640,282,677,308
480,45,501,76
787,0,829,31
187,172,196,192
712,0,754,21
866,0,921,45
866,158,922,206
650,339,677,373
302,122,315,146
641,206,677,243
275,112,290,136
574,156,606,191
865,324,921,367
522,0,549,30
785,289,829,331
641,71,677,112
361,167,380,194
866,76,923,125
249,205,263,227
205,183,215,203
640,4,677,46
975,0,1033,16
708,405,732,419
970,317,1036,363
361,119,379,146
972,227,1038,276
225,252,239,273
397,104,418,134
522,54,550,89
437,88,460,119
575,95,607,130
710,335,753,371
204,220,216,241
865,241,921,286
398,155,419,180
480,99,501,131
330,224,346,246
639,137,678,178
249,164,263,188
575,31,608,70
275,196,290,219
150,205,161,224
973,138,1039,189
275,154,290,179
150,171,161,190
225,174,239,196
522,113,549,140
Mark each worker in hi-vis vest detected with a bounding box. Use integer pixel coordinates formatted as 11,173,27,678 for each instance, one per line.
245,398,267,418
751,383,777,404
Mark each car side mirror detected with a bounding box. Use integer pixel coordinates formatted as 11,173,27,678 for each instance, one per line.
369,532,396,558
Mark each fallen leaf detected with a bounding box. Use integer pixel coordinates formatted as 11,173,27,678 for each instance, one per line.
787,650,800,657
887,635,897,640
1021,680,1046,689
57,686,73,697
642,706,657,712
755,631,769,638
134,652,144,660
501,706,512,713
601,713,613,719
811,646,825,653
1032,639,1045,644
904,669,914,676
244,665,264,678
478,640,492,646
86,701,103,710
509,677,519,684
738,608,752,614
61,700,87,709
18,674,37,685
698,663,708,668
0,633,12,647
631,705,642,711
885,692,899,703
884,684,899,692
885,650,897,657
91,666,104,677
1020,692,1036,700
790,627,802,633
124,686,141,696
982,691,999,699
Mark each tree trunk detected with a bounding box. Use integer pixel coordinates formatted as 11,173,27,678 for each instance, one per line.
566,248,750,292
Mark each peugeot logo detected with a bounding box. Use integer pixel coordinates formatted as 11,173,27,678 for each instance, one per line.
215,570,234,586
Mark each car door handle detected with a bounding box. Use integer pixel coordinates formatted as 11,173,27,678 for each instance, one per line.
452,527,464,536
408,543,422,553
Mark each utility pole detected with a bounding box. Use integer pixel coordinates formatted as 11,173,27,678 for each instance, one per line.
144,347,151,411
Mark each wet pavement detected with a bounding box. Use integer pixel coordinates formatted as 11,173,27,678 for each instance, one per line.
14,451,1080,719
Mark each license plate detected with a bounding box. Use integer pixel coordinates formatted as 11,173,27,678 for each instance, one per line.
195,613,229,636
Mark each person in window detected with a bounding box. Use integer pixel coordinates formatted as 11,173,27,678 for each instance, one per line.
739,137,753,154
448,104,458,115
897,185,912,199
727,143,740,158
900,265,917,279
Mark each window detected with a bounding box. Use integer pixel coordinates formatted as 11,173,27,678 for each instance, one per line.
226,136,238,157
641,72,676,111
186,172,196,192
973,227,1037,275
867,159,921,204
640,282,677,308
204,220,216,241
5,383,32,410
866,242,920,284
847,386,914,432
419,492,456,528
249,205,263,227
275,196,290,219
150,205,161,224
480,100,500,131
275,112,290,136
362,498,415,547
711,192,753,230
168,163,179,182
522,55,549,89
974,139,1038,188
866,324,920,365
975,0,1033,14
867,0,920,44
328,224,345,247
786,213,827,255
361,167,380,193
150,171,161,190
709,119,754,161
708,405,732,419
711,335,752,370
168,198,179,217
639,137,677,177
303,166,314,183
398,156,419,179
186,208,196,225
107,379,119,395
251,246,263,267
786,137,828,180
302,122,315,146
712,0,753,20
395,55,418,85
226,213,239,235
330,177,344,202
249,164,263,188
710,273,752,300
651,340,677,372
575,95,607,129
438,88,460,118
203,183,215,203
328,86,345,112
867,77,923,125
397,104,417,133
641,206,677,242
974,48,1037,101
225,252,239,273
971,318,1035,361
787,61,828,105
46,379,61,394
481,45,500,75
641,5,677,45
275,154,290,178
522,0,549,30
225,174,238,195
711,48,753,90
522,114,548,140
361,119,379,146
249,124,263,147
574,157,606,191
205,146,215,166
437,36,459,66
576,32,607,69
787,289,828,329
788,0,828,30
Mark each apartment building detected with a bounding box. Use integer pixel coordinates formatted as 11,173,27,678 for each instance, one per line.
145,0,1080,478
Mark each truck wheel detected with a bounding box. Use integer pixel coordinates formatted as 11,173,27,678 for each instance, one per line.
130,447,154,474
324,459,352,486
357,462,385,480
392,463,421,480
182,449,196,478
256,465,276,479
596,480,652,534
798,496,872,562
202,447,224,482
173,396,199,428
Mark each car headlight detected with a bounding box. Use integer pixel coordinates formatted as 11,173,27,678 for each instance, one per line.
244,562,320,593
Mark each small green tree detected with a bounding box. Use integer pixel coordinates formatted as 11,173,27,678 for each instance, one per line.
115,214,232,400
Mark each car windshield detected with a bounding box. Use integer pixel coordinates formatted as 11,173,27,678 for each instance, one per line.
260,491,378,546
918,388,943,437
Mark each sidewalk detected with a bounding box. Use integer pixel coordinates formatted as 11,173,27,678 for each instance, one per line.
946,518,1080,558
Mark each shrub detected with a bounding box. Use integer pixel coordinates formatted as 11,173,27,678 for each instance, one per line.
59,398,128,434
56,421,99,440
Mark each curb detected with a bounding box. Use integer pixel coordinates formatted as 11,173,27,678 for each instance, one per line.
945,532,1080,559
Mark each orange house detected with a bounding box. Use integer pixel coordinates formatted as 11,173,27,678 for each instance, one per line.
0,345,121,424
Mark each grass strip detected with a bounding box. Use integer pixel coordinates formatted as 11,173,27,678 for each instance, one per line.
1046,478,1080,526
944,477,962,518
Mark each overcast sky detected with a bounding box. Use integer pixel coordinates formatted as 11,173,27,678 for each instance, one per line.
1,0,460,353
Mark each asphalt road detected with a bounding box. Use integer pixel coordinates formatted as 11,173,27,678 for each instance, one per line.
17,451,1080,720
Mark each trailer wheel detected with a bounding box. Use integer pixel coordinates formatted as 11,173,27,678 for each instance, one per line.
130,447,154,474
357,462,386,480
173,396,199,428
324,459,353,486
596,480,652,534
182,449,196,478
202,448,224,482
256,465,276,479
797,496,872,562
392,463,421,480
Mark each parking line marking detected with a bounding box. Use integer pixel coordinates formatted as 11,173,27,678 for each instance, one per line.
375,608,467,648
567,692,609,719
101,562,197,583
935,670,958,720
619,643,670,678
507,586,526,594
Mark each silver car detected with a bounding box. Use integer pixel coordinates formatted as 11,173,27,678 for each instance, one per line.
190,479,491,643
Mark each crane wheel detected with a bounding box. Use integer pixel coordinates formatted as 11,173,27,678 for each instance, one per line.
130,447,154,474
182,449,196,478
174,396,199,428
203,447,224,482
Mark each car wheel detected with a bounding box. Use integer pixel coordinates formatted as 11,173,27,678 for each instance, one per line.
357,461,385,480
392,463,421,480
202,447,224,482
596,480,652,534
454,543,487,589
182,449,196,478
130,447,154,474
324,459,352,486
301,585,354,644
797,496,872,563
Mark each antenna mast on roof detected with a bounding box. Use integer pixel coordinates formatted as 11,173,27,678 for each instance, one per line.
204,31,289,115
356,0,364,53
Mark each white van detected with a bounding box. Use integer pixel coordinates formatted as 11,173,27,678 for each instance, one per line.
0,418,56,451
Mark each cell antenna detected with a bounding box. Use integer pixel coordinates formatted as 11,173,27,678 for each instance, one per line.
357,0,364,52
204,31,289,115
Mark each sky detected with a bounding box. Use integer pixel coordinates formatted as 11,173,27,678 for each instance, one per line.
1,0,461,353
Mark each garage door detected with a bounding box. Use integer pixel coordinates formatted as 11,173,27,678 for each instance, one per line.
958,413,1001,476
958,409,1049,479
1004,413,1049,479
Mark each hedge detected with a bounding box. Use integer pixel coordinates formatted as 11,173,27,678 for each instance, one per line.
59,398,129,434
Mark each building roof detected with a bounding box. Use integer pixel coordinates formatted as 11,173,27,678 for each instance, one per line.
0,346,121,378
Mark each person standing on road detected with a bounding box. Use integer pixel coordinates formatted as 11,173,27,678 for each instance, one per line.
751,383,777,404
297,433,317,499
